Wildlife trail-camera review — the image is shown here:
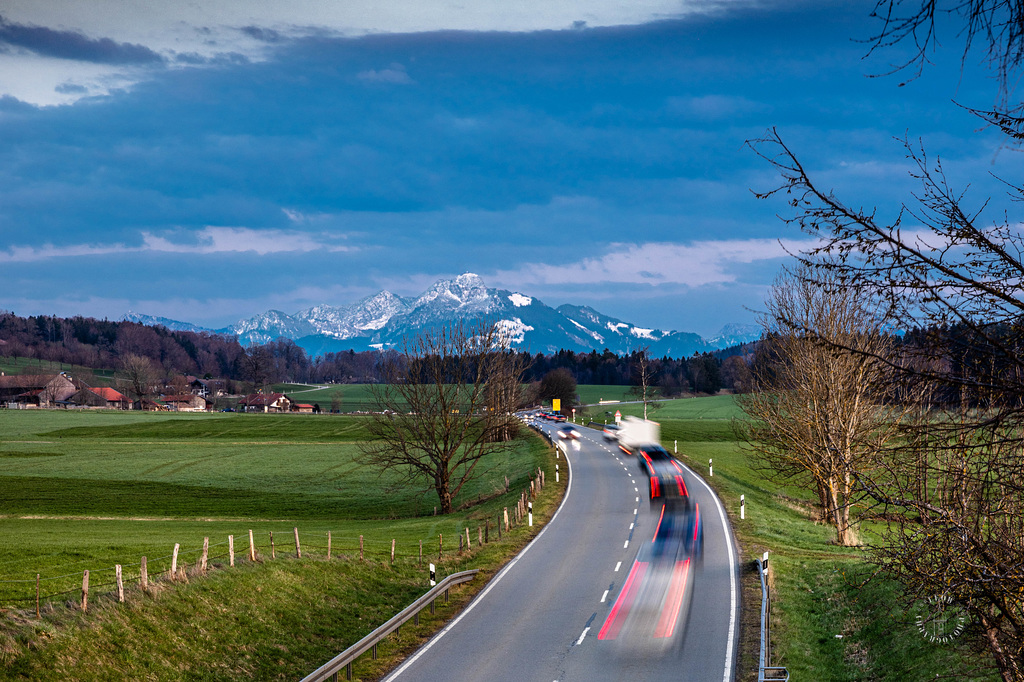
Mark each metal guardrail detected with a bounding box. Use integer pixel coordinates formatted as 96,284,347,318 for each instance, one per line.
758,554,789,682
302,569,480,682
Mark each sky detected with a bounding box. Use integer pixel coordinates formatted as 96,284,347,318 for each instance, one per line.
0,0,1018,337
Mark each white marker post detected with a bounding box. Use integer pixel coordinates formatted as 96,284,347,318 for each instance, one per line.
528,501,533,527
429,563,436,587
674,439,677,454
709,458,713,477
740,494,745,520
556,464,559,483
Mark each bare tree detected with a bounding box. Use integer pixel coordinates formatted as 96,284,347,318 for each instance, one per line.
750,117,1024,682
239,343,273,393
115,353,159,404
361,320,529,515
736,266,903,546
627,346,659,419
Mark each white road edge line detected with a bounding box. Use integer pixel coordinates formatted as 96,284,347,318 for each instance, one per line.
677,459,738,682
383,436,576,681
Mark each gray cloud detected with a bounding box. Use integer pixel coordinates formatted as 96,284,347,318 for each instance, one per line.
240,26,282,43
0,15,164,65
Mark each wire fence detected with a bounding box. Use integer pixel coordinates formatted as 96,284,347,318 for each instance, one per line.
0,468,551,615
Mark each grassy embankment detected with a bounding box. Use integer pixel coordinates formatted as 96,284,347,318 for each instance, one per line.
0,409,563,680
603,394,996,681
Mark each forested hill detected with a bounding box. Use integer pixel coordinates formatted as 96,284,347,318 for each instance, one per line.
0,311,753,393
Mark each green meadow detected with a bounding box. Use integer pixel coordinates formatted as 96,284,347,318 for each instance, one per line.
0,388,995,680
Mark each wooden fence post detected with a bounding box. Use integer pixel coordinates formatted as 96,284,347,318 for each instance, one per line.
391,539,395,565
229,536,235,567
81,570,89,612
359,535,364,561
115,564,124,603
438,533,442,559
171,543,180,580
249,529,256,562
36,574,40,618
485,520,489,543
478,526,482,547
270,531,276,559
419,539,422,567
504,507,509,532
465,527,471,551
327,531,332,560
294,527,301,558
141,556,148,590
201,537,209,572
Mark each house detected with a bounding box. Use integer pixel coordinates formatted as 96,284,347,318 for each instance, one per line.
237,393,292,413
0,373,76,407
188,377,227,398
133,399,166,411
291,403,314,413
162,394,212,412
70,386,130,410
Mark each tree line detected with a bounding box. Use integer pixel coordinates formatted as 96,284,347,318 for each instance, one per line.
0,311,752,393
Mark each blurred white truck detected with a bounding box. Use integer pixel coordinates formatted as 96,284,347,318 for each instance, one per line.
617,416,660,454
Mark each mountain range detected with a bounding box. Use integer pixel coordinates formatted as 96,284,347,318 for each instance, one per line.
123,273,759,357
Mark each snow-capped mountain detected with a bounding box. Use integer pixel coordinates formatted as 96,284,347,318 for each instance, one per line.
122,311,216,335
123,273,757,356
708,323,761,348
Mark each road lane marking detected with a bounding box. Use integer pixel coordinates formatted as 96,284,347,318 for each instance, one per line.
614,561,621,572
383,432,576,680
633,508,637,515
623,540,629,548
629,523,634,530
676,460,739,682
575,627,590,646
601,590,609,602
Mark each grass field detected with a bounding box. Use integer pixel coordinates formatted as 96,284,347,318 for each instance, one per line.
0,391,996,680
0,410,550,611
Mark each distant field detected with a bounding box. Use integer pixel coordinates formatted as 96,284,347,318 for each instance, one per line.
0,356,116,383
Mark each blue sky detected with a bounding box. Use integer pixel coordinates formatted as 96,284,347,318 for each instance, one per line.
0,0,1016,337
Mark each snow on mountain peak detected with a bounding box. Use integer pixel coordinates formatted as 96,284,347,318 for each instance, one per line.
508,293,532,307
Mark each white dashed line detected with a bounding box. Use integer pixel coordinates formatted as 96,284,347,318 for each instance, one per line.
629,523,634,530
576,627,590,646
614,561,621,572
623,540,629,548
601,590,609,602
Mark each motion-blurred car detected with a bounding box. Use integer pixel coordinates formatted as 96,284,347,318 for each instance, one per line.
558,425,579,439
636,445,691,508
602,424,622,441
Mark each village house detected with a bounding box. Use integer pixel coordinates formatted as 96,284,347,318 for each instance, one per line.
0,373,76,407
162,394,212,412
69,386,130,410
237,393,291,413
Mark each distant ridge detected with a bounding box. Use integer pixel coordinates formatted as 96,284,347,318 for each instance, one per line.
122,274,760,357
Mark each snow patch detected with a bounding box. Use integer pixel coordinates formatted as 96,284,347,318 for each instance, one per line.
607,322,629,334
508,293,532,307
631,327,656,340
496,318,534,345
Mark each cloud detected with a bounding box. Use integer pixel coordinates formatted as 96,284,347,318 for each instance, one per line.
0,227,353,262
357,64,414,85
239,26,282,43
492,238,816,289
0,15,164,65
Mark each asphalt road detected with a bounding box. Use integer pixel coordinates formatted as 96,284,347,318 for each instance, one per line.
382,420,739,682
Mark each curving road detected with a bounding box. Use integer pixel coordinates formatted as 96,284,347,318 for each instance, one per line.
383,419,739,682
